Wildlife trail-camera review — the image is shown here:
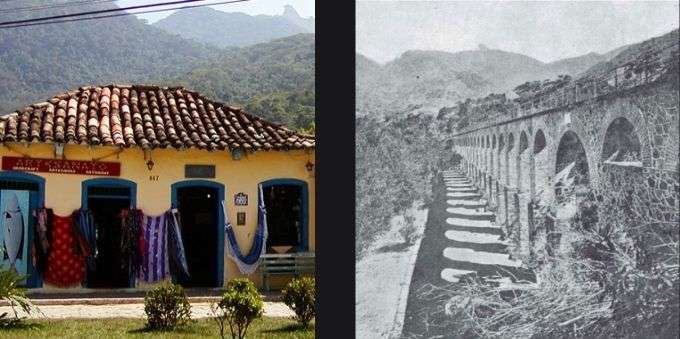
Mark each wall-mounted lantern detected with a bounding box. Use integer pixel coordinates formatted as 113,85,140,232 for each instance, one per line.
231,148,242,160
144,148,154,171
305,160,314,172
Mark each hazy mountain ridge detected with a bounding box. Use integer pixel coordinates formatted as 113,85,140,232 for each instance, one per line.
356,41,643,117
153,6,314,48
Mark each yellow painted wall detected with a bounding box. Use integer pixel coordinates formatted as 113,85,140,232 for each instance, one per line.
0,142,315,289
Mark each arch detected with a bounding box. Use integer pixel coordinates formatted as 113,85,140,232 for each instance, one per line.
498,134,505,153
555,130,590,186
519,131,528,154
0,171,45,288
260,178,310,252
600,117,641,162
171,179,225,287
534,129,546,154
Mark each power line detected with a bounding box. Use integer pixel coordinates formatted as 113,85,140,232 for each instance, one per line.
0,0,117,15
0,0,205,27
0,0,249,29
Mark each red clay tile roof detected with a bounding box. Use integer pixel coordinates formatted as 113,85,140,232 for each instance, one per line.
0,84,315,151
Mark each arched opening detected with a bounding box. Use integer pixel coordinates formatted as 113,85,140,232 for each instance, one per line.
519,132,528,154
534,129,546,154
498,134,504,153
555,131,590,198
492,135,496,149
601,117,641,164
261,179,310,253
171,180,225,287
82,178,137,288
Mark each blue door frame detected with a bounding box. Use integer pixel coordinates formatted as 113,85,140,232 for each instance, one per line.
260,178,309,252
0,171,45,288
171,180,225,287
81,178,137,288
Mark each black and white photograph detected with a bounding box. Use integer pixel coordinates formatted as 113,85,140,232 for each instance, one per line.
356,1,679,338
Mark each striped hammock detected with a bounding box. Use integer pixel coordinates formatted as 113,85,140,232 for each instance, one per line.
222,184,268,275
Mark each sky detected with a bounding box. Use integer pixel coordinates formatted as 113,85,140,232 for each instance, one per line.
357,1,679,64
115,0,315,24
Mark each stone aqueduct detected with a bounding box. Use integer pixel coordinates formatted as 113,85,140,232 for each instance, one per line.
450,41,679,254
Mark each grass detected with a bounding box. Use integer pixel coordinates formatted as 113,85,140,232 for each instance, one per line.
0,317,314,338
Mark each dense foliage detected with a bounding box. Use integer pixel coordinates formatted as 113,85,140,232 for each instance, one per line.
143,282,192,330
0,0,218,114
356,113,451,258
212,278,263,339
169,34,315,129
281,277,316,327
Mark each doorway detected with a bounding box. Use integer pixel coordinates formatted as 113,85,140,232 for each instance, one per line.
172,182,223,287
82,179,136,288
261,179,308,253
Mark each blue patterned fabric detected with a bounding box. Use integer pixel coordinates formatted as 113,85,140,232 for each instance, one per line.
223,184,268,274
166,208,190,278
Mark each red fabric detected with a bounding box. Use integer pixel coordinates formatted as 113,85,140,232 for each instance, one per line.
43,214,85,287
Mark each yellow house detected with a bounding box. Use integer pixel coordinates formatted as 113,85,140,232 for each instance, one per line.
0,84,315,290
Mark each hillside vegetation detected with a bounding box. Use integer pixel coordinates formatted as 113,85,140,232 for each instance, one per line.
169,34,315,130
0,0,218,114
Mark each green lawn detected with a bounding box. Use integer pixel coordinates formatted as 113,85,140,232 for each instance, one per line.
0,317,314,338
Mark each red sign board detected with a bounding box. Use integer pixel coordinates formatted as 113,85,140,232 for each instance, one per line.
2,156,121,176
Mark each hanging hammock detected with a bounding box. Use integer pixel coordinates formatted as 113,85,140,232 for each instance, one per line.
222,184,268,275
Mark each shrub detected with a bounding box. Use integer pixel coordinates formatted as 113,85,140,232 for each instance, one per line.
212,278,263,339
282,277,316,327
0,269,38,327
143,282,192,330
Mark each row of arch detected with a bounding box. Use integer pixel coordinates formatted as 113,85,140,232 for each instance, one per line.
458,129,547,156
453,116,643,253
455,116,642,182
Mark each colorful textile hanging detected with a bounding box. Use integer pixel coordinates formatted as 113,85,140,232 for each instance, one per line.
31,208,52,274
138,213,169,283
165,208,190,278
73,209,97,272
43,214,85,287
120,209,142,277
223,184,268,275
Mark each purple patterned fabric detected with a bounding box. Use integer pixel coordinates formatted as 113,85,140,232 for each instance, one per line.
138,213,169,282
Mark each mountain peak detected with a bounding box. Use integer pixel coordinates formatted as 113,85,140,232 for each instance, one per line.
283,5,301,19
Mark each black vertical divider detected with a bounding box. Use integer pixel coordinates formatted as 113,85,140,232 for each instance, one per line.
315,1,356,337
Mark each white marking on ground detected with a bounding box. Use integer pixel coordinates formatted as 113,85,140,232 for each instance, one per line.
446,187,477,192
446,207,493,216
446,192,480,198
446,199,486,207
445,230,506,244
446,218,498,228
440,268,476,283
443,247,523,267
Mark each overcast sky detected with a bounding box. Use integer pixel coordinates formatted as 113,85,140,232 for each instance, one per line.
115,0,314,24
357,1,679,64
